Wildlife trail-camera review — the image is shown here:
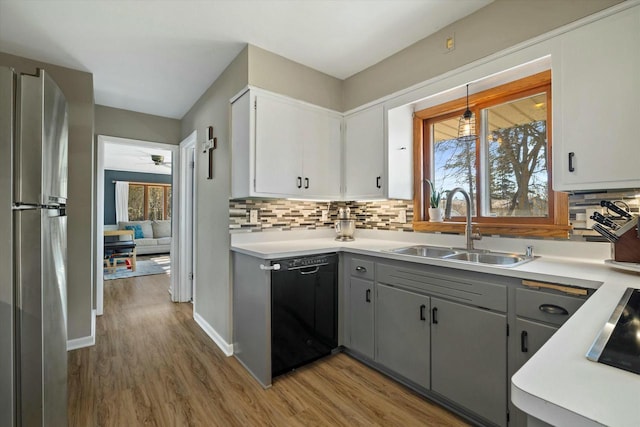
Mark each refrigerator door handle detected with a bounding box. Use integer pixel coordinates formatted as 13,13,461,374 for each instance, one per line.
12,202,40,210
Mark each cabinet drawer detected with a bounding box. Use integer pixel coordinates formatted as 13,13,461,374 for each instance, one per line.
350,258,374,280
515,288,586,326
377,263,507,312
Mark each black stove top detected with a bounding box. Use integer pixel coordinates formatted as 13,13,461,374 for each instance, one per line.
587,288,640,375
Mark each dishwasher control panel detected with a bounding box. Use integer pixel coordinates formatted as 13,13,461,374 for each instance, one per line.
281,253,334,270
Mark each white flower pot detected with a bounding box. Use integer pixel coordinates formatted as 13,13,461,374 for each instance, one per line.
428,207,443,222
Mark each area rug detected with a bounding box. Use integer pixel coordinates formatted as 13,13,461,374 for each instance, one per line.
104,256,171,280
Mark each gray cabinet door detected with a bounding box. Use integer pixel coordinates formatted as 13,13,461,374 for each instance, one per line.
348,277,374,359
431,298,507,427
376,284,430,389
511,319,558,427
515,318,557,370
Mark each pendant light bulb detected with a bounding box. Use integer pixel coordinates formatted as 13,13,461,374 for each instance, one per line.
458,84,477,141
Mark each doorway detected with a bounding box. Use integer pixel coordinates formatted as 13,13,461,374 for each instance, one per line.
177,131,197,302
96,136,182,315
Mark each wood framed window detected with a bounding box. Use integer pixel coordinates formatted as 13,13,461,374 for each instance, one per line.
127,182,172,221
413,71,570,238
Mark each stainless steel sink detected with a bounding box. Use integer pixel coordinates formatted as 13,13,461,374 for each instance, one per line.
388,245,459,258
442,251,533,267
387,245,535,268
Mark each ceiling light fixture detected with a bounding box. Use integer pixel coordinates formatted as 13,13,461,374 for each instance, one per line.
151,154,164,165
458,84,476,141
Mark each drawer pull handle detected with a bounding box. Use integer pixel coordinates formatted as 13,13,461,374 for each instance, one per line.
419,304,426,321
539,304,569,315
297,176,302,188
355,266,367,273
432,307,438,324
365,289,371,303
568,152,575,172
376,176,381,189
521,331,529,353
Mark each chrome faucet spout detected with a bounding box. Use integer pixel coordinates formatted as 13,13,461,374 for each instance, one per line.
444,187,481,250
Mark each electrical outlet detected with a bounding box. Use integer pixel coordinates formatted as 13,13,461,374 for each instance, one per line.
249,209,258,224
321,210,328,222
398,209,407,224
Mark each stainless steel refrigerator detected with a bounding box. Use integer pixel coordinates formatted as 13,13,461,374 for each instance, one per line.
0,66,69,427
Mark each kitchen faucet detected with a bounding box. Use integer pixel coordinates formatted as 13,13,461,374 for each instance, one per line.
444,187,482,250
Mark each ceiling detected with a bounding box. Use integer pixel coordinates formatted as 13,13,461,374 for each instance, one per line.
104,142,172,175
0,0,492,119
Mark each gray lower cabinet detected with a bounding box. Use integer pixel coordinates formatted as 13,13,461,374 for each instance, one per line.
431,297,508,427
509,285,589,427
511,319,559,427
375,283,430,389
348,276,375,359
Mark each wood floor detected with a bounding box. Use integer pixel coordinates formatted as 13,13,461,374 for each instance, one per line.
68,273,469,426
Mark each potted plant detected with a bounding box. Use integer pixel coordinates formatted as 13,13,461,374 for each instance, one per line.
425,179,444,222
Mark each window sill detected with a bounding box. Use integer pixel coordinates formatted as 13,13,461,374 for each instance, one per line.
412,221,571,239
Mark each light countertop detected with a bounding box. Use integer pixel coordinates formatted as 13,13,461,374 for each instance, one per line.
230,229,640,426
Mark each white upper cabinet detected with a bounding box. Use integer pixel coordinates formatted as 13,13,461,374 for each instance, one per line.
344,104,385,199
254,93,303,196
553,5,640,191
231,88,341,199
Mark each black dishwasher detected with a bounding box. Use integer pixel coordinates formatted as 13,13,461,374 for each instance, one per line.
270,253,338,378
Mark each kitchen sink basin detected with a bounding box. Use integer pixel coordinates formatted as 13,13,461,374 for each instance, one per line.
442,251,533,267
387,245,535,268
388,245,459,258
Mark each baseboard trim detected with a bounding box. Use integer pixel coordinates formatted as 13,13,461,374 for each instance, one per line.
193,312,233,356
67,309,96,351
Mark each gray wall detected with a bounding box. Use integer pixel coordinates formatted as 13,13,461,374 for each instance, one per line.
95,105,181,145
0,51,94,341
103,170,172,225
248,45,343,111
342,0,623,110
181,46,249,344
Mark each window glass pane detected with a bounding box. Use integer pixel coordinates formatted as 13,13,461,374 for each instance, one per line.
486,93,548,217
148,186,165,220
166,187,172,219
432,117,476,216
128,185,144,221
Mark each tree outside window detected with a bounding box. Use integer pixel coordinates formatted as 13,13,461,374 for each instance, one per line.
414,71,569,238
127,183,171,221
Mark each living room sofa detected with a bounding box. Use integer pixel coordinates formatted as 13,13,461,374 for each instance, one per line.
104,220,172,255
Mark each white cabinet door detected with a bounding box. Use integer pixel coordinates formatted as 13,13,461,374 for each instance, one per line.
254,94,303,196
387,105,414,200
344,104,385,199
554,5,640,191
301,107,342,198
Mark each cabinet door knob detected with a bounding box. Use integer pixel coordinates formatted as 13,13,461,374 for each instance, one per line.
304,177,309,189
432,307,438,324
521,330,529,353
365,289,371,303
297,176,302,188
376,176,381,189
355,266,367,272
568,152,575,172
419,304,426,321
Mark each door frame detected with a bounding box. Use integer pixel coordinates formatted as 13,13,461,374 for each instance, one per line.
177,131,197,302
95,135,180,316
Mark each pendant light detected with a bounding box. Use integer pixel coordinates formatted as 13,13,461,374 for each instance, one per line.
457,84,476,141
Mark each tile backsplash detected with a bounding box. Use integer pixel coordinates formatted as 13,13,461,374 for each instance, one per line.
568,189,639,241
229,199,414,232
230,189,639,241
